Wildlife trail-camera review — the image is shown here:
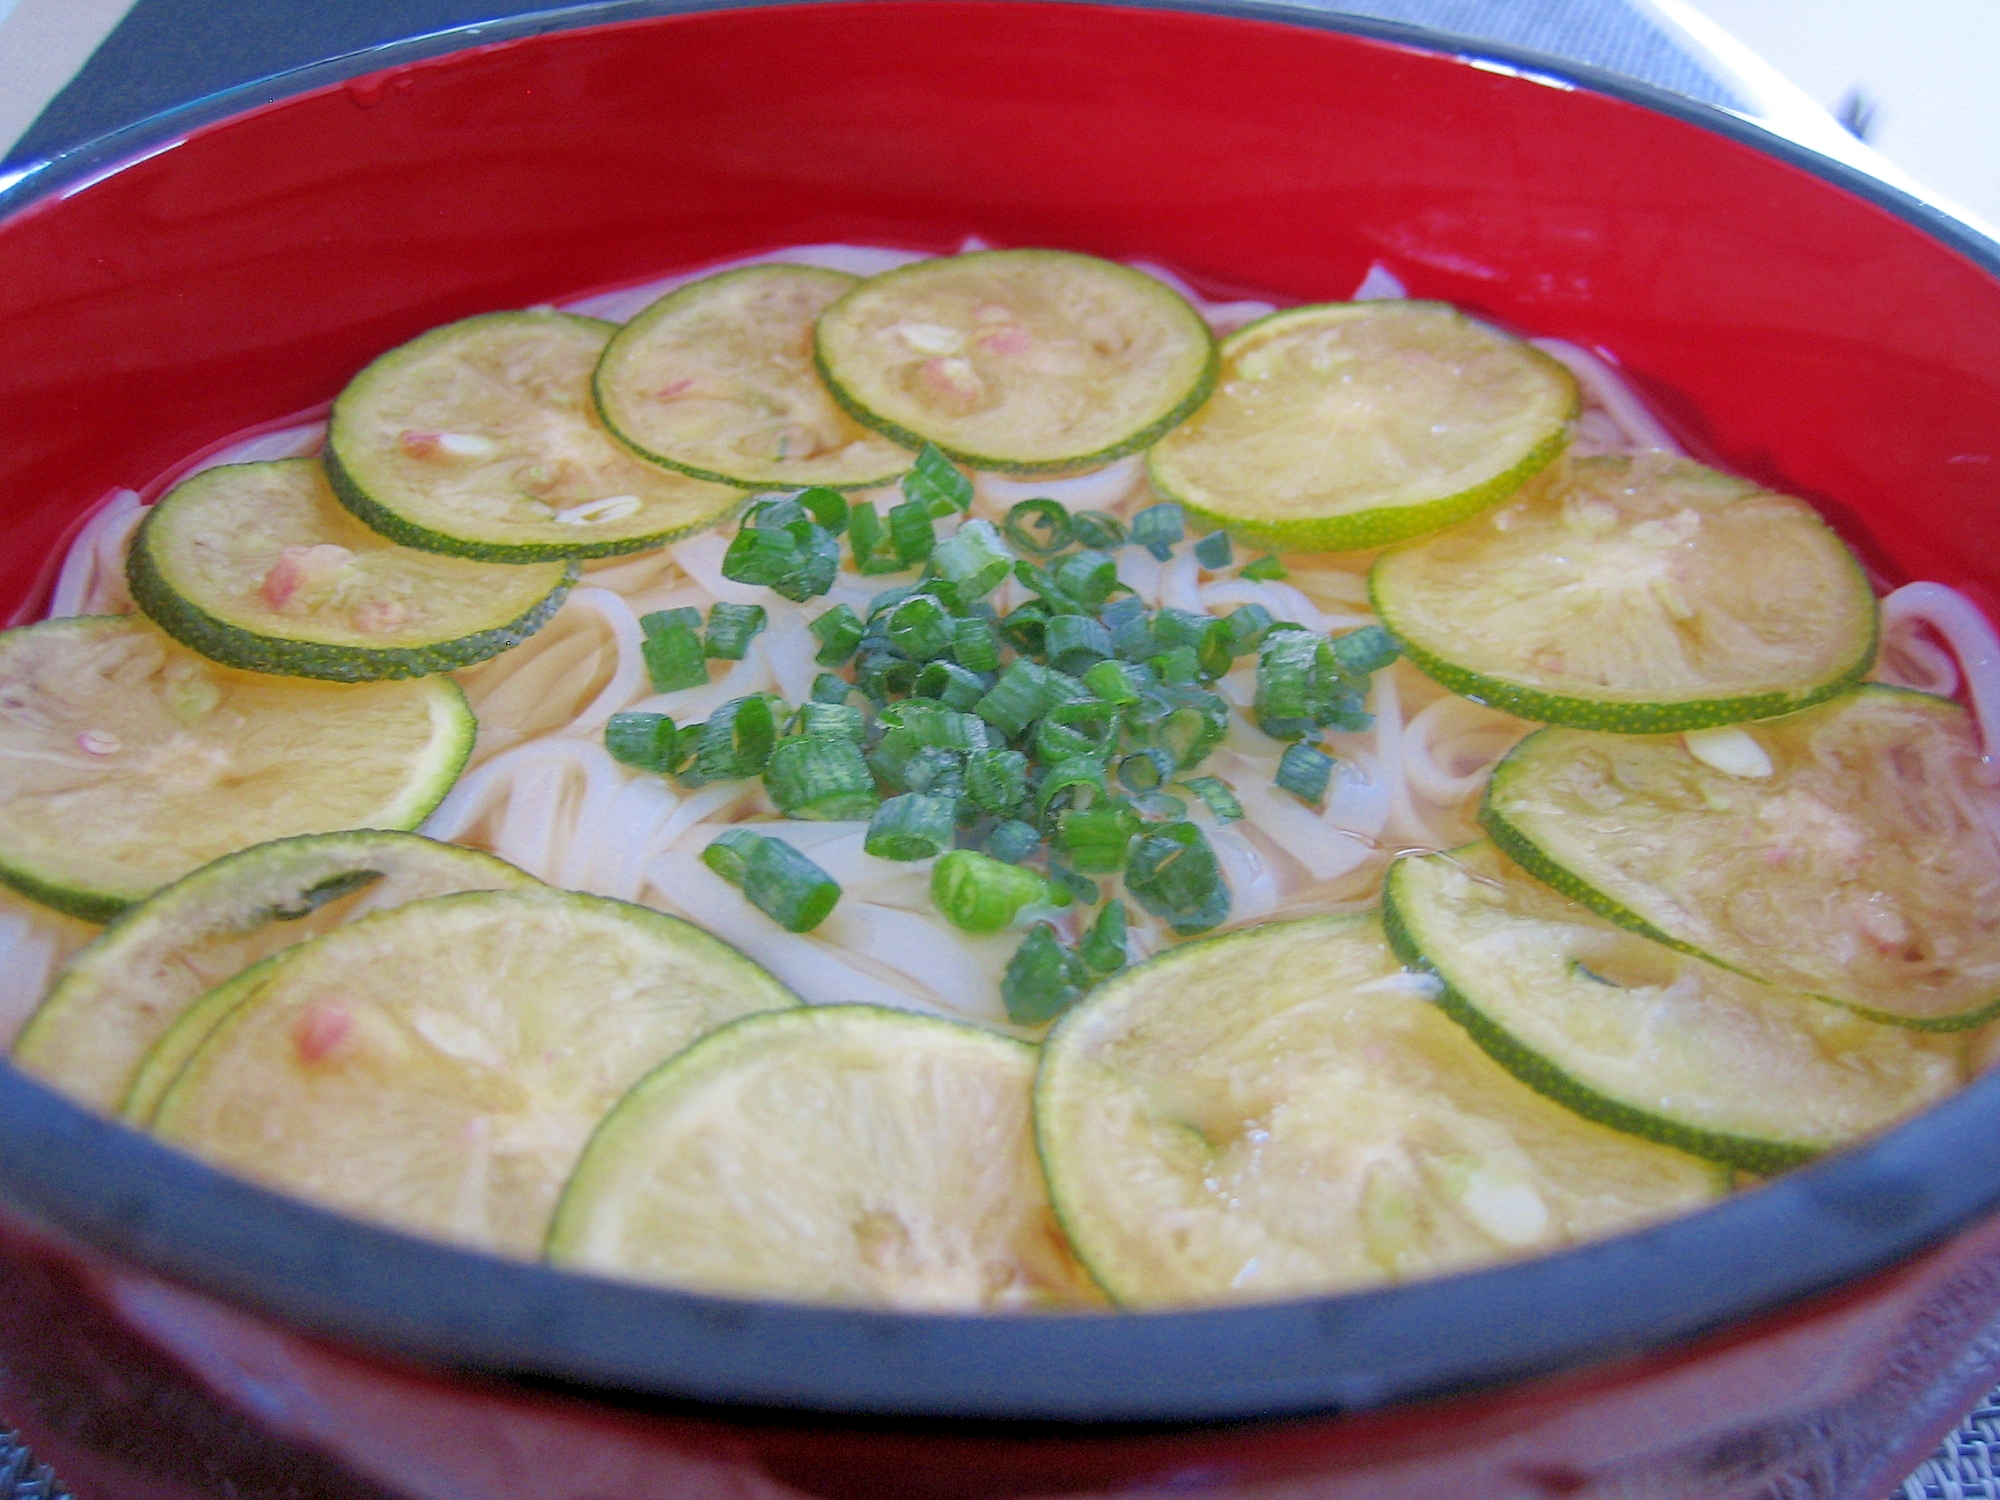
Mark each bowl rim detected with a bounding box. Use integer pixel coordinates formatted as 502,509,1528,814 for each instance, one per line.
5,0,2000,1431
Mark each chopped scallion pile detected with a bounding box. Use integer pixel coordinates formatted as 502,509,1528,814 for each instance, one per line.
605,458,1405,1022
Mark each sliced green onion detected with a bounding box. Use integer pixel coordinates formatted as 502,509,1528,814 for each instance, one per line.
880,700,990,751
605,711,676,772
795,485,850,534
700,827,762,886
1152,608,1213,649
1132,502,1185,561
848,506,904,576
866,793,959,860
704,603,768,660
1035,757,1109,821
1117,747,1176,793
1071,510,1127,550
999,599,1051,657
951,616,1001,673
1056,799,1142,874
1034,699,1118,765
1332,624,1402,676
809,604,865,666
866,584,917,621
1045,859,1100,908
931,849,1057,934
985,818,1042,863
765,734,880,820
883,593,951,661
1255,630,1320,738
889,498,936,564
1276,742,1335,806
1194,531,1233,569
910,747,967,797
903,442,974,517
1052,549,1119,608
855,649,918,703
720,513,837,601
1078,900,1128,977
691,695,780,780
1224,603,1274,655
1156,692,1228,769
1002,923,1088,1026
1177,775,1244,824
640,620,707,692
795,700,865,740
1132,791,1188,821
929,518,1013,602
965,747,1030,815
1125,820,1229,935
973,660,1057,738
810,672,853,705
1002,499,1072,556
641,606,702,637
1149,646,1201,685
1196,619,1235,680
744,835,842,932
1083,657,1143,705
1240,553,1288,581
913,659,992,710
1103,597,1159,662
1044,614,1113,674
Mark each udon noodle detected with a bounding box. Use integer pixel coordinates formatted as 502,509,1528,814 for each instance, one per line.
8,244,1998,1046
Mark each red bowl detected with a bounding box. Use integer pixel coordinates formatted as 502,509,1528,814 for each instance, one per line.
6,4,2000,1497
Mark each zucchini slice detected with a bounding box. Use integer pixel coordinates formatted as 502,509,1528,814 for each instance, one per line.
1371,453,1878,731
130,460,574,680
1481,686,2000,1027
325,311,745,561
594,265,915,490
14,831,537,1114
1383,843,1962,1173
1146,301,1577,550
122,957,279,1126
1034,913,1723,1307
548,1004,1099,1308
813,249,1217,474
0,617,473,923
152,887,797,1257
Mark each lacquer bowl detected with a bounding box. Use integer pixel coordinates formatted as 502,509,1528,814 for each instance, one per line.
3,4,2000,1497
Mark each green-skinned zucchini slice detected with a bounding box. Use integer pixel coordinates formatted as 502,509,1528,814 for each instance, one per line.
14,831,537,1114
548,1004,1100,1308
1372,453,1878,731
325,311,745,561
1146,301,1577,550
130,460,574,680
1034,913,1723,1306
1383,843,1963,1173
813,249,1217,474
152,887,798,1257
1481,686,2000,1027
594,265,914,490
0,617,473,923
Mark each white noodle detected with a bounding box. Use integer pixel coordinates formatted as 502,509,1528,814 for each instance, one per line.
1125,259,1275,333
186,419,327,474
1883,582,2000,777
1351,263,1408,301
47,490,144,619
1530,338,1685,455
975,456,1146,510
